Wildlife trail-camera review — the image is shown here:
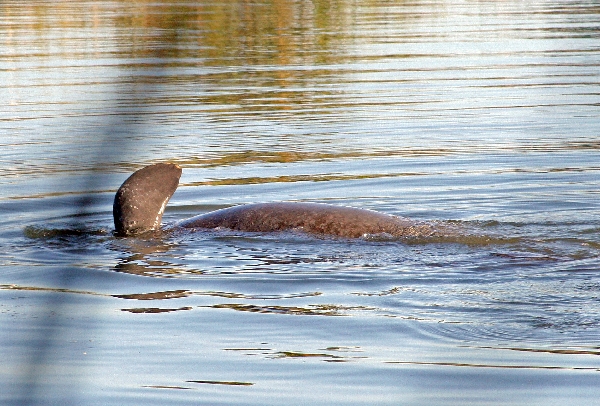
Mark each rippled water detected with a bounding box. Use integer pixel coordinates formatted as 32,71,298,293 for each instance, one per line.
1,1,600,405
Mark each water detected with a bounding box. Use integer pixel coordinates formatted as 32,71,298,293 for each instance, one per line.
1,1,600,404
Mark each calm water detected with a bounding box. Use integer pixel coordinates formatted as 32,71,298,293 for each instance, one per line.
2,1,600,404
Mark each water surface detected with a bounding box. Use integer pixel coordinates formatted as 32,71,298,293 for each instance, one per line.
1,1,600,405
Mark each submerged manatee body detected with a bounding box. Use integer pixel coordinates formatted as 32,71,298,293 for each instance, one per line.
113,163,437,238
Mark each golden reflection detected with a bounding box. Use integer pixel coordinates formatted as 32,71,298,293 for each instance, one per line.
0,284,104,297
2,0,356,112
121,306,192,313
3,0,350,64
142,385,192,390
385,360,600,371
113,289,321,300
199,290,322,299
175,149,452,169
274,351,344,360
113,290,191,300
223,346,366,362
187,172,418,187
479,345,600,356
186,380,254,386
208,303,374,316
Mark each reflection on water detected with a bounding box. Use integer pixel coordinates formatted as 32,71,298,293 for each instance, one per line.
122,306,193,314
3,0,599,185
1,0,600,405
207,302,369,316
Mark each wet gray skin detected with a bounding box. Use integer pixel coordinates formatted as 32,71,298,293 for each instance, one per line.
113,163,436,238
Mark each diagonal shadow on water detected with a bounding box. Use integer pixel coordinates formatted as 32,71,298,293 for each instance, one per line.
17,15,182,406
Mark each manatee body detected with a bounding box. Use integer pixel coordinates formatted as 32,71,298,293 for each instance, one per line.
113,163,435,238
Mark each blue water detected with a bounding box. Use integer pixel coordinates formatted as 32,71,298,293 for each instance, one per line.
1,1,600,405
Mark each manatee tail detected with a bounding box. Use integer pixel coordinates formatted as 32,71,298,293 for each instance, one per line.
113,163,182,235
